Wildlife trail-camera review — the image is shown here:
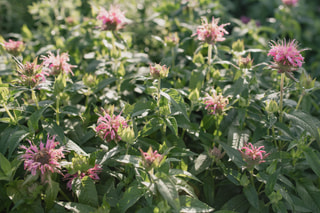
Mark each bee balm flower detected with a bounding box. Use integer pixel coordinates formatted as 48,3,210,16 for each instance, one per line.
150,63,169,79
192,17,230,44
97,5,126,31
282,0,298,6
2,39,25,56
240,143,270,169
41,50,76,76
268,39,304,75
20,135,65,182
140,147,163,169
96,110,128,142
203,88,229,115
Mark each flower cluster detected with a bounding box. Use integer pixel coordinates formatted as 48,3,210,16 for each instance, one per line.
64,164,102,190
2,39,25,56
41,50,76,76
20,135,65,182
240,143,270,169
203,89,229,115
96,109,128,142
97,5,126,31
268,39,304,74
149,63,169,79
15,58,47,88
193,17,229,44
165,32,180,47
140,147,163,169
282,0,299,6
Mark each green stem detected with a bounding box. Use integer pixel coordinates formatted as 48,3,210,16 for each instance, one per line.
279,73,285,123
3,103,15,124
157,78,161,113
171,47,175,68
295,90,305,110
208,44,212,65
56,94,60,125
31,89,39,109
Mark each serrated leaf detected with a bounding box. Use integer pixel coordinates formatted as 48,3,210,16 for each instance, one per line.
139,117,162,137
94,77,117,93
191,153,211,175
45,181,59,210
27,107,48,133
154,174,180,211
303,147,320,177
161,89,189,121
98,146,122,165
73,176,99,207
8,129,29,159
243,184,259,209
219,142,245,168
115,155,140,167
179,195,214,213
285,111,320,145
165,116,178,136
117,184,145,213
0,152,11,179
57,201,96,212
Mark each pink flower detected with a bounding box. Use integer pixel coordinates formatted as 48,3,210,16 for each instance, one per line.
96,110,128,142
64,164,102,190
203,89,229,115
140,147,163,169
2,39,25,56
41,50,76,76
149,63,169,79
268,39,304,74
240,143,270,169
20,135,65,182
282,0,298,6
192,17,230,44
97,5,126,31
15,57,48,88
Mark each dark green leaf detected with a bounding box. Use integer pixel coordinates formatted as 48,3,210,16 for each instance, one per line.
117,184,145,213
179,195,214,213
303,146,320,177
243,184,259,209
73,176,99,207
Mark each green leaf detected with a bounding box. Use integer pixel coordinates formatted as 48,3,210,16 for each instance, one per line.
285,111,320,145
45,181,59,210
169,169,201,183
154,174,180,211
117,184,145,213
190,153,211,175
0,153,11,179
27,107,48,134
221,194,250,212
7,129,29,159
219,142,245,168
243,184,259,209
139,117,162,137
98,146,122,165
115,155,141,167
73,176,99,207
57,201,96,212
296,181,320,212
165,116,178,136
303,147,320,177
94,77,117,93
161,89,189,121
179,195,214,213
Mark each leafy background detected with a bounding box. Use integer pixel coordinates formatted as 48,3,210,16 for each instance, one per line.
1,0,320,212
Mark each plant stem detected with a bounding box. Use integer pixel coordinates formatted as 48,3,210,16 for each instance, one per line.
295,90,305,110
157,78,161,111
171,47,175,68
279,73,285,122
3,104,15,124
56,94,60,125
208,44,212,65
31,89,39,109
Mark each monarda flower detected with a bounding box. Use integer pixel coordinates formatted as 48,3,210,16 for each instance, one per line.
268,39,304,78
165,32,180,47
240,143,270,169
282,0,298,6
2,39,25,56
15,57,47,88
203,88,229,115
97,5,126,31
192,16,230,44
150,63,169,79
41,50,77,76
140,147,163,169
64,164,102,190
96,109,128,142
20,135,65,182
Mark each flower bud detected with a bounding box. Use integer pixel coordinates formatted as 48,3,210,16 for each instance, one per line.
165,32,179,47
118,126,135,144
239,54,253,69
265,100,279,113
299,72,315,89
150,64,169,79
232,39,245,53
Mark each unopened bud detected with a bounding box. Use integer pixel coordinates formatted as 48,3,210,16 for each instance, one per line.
150,64,169,79
265,100,279,113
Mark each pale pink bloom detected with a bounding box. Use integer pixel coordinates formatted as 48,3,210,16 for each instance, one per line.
20,135,65,182
64,164,102,190
41,50,76,76
192,17,230,44
203,89,229,115
240,143,270,169
2,39,25,56
268,39,304,73
97,5,126,31
282,0,298,6
15,57,48,88
140,147,163,169
149,63,169,79
96,110,128,142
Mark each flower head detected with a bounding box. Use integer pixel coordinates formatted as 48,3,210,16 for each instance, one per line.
140,147,163,169
165,32,180,47
15,57,48,88
282,0,298,6
96,109,128,142
64,164,102,190
97,5,126,31
41,50,76,76
240,143,270,169
149,63,169,79
20,135,65,182
268,39,304,74
2,39,25,56
192,17,230,44
203,88,229,115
